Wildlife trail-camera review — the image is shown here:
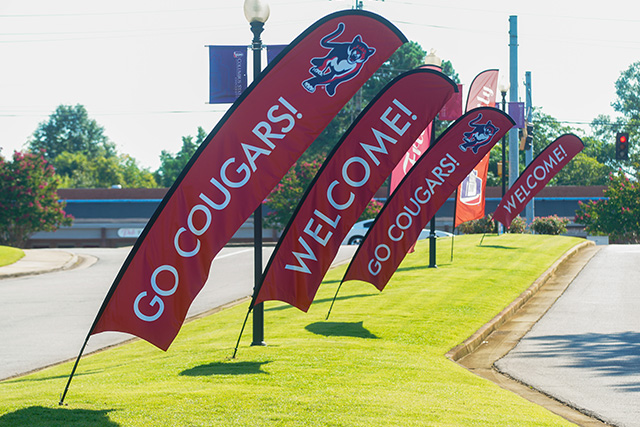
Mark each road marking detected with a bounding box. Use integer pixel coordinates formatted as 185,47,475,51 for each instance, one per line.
214,248,253,261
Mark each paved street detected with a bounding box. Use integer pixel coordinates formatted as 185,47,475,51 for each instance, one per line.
496,245,640,427
0,245,357,380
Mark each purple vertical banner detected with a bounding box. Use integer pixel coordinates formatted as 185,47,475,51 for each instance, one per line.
267,44,288,64
208,45,247,104
508,101,525,128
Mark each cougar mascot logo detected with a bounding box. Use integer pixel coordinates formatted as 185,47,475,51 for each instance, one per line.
302,23,376,97
459,113,499,154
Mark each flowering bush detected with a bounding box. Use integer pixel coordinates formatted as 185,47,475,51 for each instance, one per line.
457,214,496,234
358,198,383,222
575,170,640,243
264,160,323,232
0,151,73,247
530,215,569,235
506,215,527,234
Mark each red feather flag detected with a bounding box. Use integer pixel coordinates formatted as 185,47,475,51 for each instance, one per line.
455,69,499,227
254,69,457,312
89,10,407,351
493,134,584,229
341,107,514,291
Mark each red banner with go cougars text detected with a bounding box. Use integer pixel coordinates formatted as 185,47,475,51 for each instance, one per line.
455,69,499,227
254,69,457,312
493,134,584,229
341,107,514,291
89,10,407,351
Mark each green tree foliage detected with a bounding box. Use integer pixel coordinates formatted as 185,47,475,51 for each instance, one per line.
302,42,457,161
575,170,640,243
264,42,456,232
485,108,613,187
590,61,640,177
154,127,207,187
0,151,73,248
263,159,383,232
28,104,116,162
53,152,155,188
27,104,156,188
264,160,322,232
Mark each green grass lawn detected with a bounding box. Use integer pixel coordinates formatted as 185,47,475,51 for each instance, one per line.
0,234,581,426
0,246,24,267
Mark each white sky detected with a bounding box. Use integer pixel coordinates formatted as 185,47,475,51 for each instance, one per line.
1,0,638,171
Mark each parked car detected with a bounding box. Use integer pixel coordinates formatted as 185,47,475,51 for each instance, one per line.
342,220,453,245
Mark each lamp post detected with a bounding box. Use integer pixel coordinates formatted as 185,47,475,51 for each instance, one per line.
424,50,441,268
244,0,269,347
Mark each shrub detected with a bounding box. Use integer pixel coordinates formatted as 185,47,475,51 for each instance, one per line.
575,170,640,243
457,214,495,234
506,215,527,234
0,151,73,247
358,198,383,221
530,215,569,235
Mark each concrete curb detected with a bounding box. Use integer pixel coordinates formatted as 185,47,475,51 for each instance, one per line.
0,250,81,280
446,239,596,363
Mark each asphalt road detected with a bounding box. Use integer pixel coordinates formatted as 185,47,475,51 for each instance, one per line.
0,245,357,381
496,245,640,427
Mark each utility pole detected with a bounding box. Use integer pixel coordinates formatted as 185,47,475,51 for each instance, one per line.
508,16,519,189
524,71,534,224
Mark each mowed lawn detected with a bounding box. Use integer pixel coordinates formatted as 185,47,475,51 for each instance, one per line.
0,234,581,426
0,246,24,267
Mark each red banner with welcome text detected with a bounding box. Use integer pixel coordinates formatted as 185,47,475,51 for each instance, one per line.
341,108,514,291
254,69,457,311
455,69,499,227
493,134,584,229
89,11,407,351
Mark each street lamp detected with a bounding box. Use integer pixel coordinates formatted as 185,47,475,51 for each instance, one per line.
244,0,269,347
499,80,510,200
424,50,441,268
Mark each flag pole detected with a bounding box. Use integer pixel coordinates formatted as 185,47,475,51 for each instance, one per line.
450,234,455,262
451,187,458,261
479,232,487,246
325,281,344,320
232,305,253,359
59,330,91,405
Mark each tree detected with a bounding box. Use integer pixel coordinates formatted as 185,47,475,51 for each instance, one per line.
532,110,613,185
575,170,640,243
485,108,613,186
589,61,640,178
0,151,73,248
301,41,444,161
264,160,322,231
154,127,207,187
53,151,156,188
28,104,116,162
27,104,157,188
263,159,382,232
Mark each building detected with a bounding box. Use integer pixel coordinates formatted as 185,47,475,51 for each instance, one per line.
26,186,606,248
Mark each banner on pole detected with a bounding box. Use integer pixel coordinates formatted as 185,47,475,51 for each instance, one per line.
508,101,526,128
341,107,514,291
209,45,248,104
91,10,407,351
209,44,290,104
454,69,499,227
254,69,457,312
267,44,287,64
493,134,584,229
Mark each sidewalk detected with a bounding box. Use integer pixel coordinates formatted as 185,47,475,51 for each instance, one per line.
0,249,82,279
